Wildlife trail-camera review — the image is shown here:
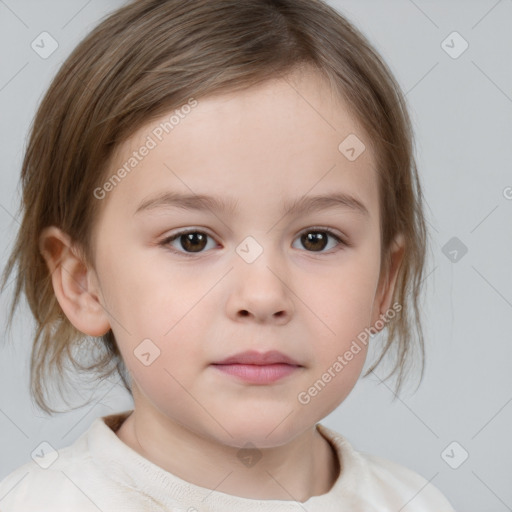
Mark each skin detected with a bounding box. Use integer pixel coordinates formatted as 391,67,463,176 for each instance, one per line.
39,66,404,502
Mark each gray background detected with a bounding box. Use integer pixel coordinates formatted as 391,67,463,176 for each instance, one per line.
0,1,511,510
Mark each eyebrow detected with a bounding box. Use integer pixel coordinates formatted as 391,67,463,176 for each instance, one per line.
134,190,370,218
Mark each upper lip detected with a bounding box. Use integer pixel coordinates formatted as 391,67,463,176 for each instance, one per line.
212,350,302,366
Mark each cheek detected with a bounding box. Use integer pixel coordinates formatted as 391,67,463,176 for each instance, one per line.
99,246,207,332
119,322,204,413
300,259,380,342
296,340,369,420
293,256,378,397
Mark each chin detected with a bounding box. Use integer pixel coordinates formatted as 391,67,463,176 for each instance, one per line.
205,413,311,449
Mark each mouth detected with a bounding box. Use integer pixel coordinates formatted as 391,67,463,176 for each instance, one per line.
211,363,300,383
211,350,303,384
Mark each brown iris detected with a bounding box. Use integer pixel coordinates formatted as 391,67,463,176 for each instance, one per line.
300,231,329,252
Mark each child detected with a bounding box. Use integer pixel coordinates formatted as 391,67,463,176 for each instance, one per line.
0,0,455,510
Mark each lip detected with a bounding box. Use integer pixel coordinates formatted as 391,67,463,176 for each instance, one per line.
211,350,302,384
212,350,302,366
212,363,299,384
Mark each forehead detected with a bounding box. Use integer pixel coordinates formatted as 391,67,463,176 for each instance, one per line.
100,67,379,223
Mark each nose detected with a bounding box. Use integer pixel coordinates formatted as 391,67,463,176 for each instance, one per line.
226,248,295,325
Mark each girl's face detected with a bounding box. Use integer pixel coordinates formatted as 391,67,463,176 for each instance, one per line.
89,68,400,448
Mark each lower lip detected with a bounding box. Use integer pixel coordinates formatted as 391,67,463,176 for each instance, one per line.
211,363,300,384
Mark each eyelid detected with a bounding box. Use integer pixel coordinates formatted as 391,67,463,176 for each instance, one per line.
160,227,217,258
297,225,349,244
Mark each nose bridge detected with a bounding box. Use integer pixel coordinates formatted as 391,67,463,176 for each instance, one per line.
234,233,285,286
229,234,294,320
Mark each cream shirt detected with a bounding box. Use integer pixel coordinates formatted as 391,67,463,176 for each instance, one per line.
0,410,455,511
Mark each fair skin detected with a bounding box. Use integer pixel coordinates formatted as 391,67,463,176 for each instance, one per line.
39,67,404,502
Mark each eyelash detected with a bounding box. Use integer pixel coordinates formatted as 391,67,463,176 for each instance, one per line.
159,227,350,257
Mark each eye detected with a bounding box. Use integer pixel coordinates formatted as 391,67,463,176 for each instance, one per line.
292,227,347,253
160,227,348,256
160,229,216,256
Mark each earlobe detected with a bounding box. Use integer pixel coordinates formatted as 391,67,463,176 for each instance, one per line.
372,233,405,328
39,226,111,337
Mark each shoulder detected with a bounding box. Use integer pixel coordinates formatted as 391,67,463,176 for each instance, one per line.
0,459,100,511
362,452,456,511
0,418,113,511
317,424,456,511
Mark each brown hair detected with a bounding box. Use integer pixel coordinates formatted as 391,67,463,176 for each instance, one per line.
1,0,430,413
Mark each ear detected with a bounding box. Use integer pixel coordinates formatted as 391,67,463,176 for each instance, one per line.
370,233,405,330
39,226,111,337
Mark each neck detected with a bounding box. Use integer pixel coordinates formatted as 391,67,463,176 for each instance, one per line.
115,409,340,502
